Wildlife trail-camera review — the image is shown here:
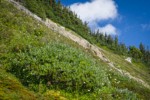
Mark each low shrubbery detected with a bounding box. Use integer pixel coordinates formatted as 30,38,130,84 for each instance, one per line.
7,43,109,93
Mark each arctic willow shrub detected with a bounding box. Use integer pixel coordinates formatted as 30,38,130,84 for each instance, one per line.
8,43,109,93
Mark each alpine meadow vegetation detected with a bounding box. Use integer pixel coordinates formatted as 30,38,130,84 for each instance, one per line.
0,0,150,99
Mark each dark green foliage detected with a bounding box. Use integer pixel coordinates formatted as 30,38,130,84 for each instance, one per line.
139,43,145,54
7,43,108,93
93,31,149,67
91,32,128,55
129,46,142,61
139,43,150,67
143,49,150,67
23,0,46,19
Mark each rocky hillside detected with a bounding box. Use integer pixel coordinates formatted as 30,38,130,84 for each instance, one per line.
0,0,150,99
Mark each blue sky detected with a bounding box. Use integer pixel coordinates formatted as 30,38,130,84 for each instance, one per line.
60,0,150,48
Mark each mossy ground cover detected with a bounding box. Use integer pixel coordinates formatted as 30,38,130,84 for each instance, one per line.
0,68,37,100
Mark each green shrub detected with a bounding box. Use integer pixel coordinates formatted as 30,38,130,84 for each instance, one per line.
7,43,109,93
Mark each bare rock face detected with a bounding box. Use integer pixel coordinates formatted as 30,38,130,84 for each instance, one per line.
125,57,132,63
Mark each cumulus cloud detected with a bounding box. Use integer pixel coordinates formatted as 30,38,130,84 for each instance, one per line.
96,24,117,35
70,0,118,35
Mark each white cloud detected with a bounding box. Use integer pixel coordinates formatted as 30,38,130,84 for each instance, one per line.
70,0,118,35
96,24,117,35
